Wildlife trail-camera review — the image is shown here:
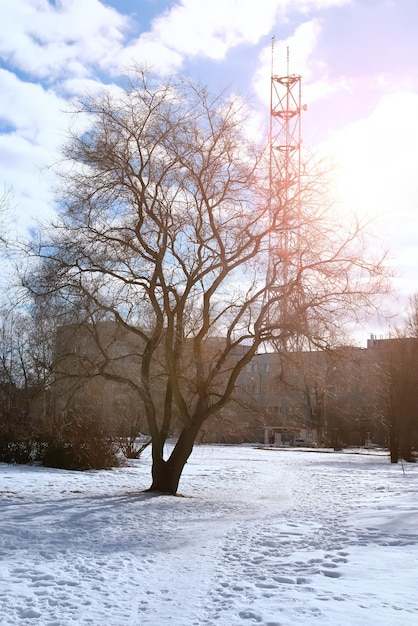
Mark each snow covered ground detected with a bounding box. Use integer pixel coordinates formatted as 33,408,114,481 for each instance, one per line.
1,445,417,626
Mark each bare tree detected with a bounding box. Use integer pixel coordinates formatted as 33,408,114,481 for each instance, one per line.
0,187,12,245
26,70,387,493
0,306,56,414
376,336,418,463
372,298,418,464
385,296,418,462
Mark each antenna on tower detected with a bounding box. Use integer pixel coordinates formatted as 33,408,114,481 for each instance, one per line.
266,40,306,349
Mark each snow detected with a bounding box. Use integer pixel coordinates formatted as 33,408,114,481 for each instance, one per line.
1,445,417,625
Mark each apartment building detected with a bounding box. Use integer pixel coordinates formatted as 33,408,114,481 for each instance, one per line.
53,322,388,447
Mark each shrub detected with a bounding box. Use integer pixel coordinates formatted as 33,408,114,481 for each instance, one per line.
0,412,39,464
0,410,120,470
39,411,120,470
119,434,151,459
0,435,39,464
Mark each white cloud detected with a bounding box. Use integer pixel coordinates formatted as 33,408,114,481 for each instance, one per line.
0,69,66,146
252,19,323,108
115,36,184,76
0,0,353,83
253,16,358,113
0,132,56,229
321,90,418,299
325,91,418,218
59,77,109,98
0,0,129,231
111,0,287,76
0,0,128,80
115,0,352,75
148,0,283,61
294,0,350,11
275,19,323,79
0,70,69,229
146,0,352,62
1,0,411,254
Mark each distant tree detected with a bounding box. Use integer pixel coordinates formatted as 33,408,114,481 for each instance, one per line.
26,69,387,493
376,331,418,463
407,293,418,337
0,305,57,418
0,187,12,245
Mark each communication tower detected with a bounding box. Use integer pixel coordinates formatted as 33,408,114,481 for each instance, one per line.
267,41,306,347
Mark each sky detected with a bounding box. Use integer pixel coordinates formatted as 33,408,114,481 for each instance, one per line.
1,444,418,624
1,0,418,334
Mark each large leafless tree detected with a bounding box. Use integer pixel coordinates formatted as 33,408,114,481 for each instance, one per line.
27,70,386,493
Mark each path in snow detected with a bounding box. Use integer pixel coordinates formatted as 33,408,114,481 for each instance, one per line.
0,446,417,625
192,450,418,626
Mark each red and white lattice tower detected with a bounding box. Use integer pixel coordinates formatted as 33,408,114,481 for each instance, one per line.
267,41,306,346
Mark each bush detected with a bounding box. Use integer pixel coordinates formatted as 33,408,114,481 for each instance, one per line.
0,412,39,464
0,435,39,464
119,434,151,459
39,411,120,470
0,411,120,470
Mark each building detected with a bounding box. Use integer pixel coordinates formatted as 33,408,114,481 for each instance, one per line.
53,323,390,447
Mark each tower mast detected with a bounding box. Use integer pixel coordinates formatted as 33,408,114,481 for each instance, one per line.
267,40,306,348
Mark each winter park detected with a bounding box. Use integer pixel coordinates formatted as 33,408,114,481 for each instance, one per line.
2,1,418,625
1,444,418,625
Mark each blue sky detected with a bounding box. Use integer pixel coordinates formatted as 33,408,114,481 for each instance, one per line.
1,0,418,334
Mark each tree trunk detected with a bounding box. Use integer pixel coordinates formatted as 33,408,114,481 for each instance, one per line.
389,423,399,464
148,456,181,495
148,422,201,495
400,438,415,463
